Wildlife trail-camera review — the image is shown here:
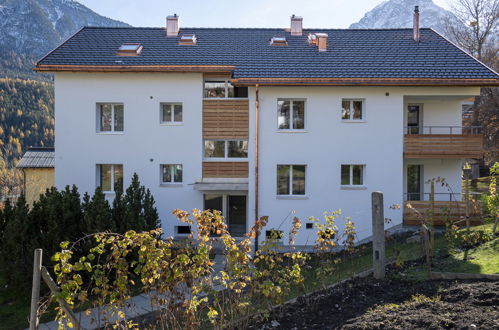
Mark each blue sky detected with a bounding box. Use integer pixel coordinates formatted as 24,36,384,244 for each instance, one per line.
78,0,451,28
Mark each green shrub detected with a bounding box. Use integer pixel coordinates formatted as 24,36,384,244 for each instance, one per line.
0,173,160,286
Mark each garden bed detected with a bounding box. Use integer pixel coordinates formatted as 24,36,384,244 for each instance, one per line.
253,268,498,330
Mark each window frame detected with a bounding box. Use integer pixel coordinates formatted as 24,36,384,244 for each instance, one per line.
341,99,366,122
203,139,248,161
203,78,234,99
160,102,183,125
340,164,366,188
96,103,124,133
276,164,307,197
277,99,306,131
96,164,123,193
160,164,183,185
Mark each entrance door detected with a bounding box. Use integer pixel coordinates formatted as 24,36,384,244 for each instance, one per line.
407,104,421,134
407,165,423,201
204,194,247,237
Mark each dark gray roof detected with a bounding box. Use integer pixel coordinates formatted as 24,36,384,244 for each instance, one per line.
17,148,55,168
36,27,499,81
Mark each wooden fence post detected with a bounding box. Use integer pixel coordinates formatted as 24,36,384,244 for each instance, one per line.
421,224,431,277
29,249,43,330
41,267,82,329
372,191,385,279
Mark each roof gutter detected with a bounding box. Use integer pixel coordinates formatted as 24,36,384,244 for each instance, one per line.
34,64,236,73
231,77,499,87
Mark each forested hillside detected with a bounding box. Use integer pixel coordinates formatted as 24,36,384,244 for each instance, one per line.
0,0,129,199
0,78,54,164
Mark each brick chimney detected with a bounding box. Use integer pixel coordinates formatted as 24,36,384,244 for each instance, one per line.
316,33,328,52
166,14,179,37
290,14,303,36
413,6,420,42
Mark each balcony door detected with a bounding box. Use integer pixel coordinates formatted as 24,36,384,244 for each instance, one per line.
204,194,247,237
407,104,422,134
407,165,423,201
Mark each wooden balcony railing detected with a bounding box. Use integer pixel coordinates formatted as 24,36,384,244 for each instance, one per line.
404,126,483,159
403,197,483,226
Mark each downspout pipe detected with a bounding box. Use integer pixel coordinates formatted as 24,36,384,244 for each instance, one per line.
254,84,260,253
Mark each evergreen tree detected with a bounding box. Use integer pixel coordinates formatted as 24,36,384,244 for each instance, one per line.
0,199,13,247
123,173,146,231
1,195,32,283
83,187,113,233
143,188,160,231
112,183,127,233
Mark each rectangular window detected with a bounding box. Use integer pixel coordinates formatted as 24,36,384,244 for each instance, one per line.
161,164,183,183
97,104,124,132
204,140,248,159
204,79,235,98
161,103,183,124
277,165,306,195
341,165,365,186
277,99,305,130
342,99,364,121
97,164,123,192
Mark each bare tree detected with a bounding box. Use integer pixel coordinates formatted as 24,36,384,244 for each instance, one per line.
445,0,499,164
445,0,498,63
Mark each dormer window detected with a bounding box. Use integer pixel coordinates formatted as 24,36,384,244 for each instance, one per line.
116,43,143,56
179,34,197,45
270,36,287,46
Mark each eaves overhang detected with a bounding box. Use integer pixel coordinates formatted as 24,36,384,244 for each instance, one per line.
230,77,499,87
34,64,236,74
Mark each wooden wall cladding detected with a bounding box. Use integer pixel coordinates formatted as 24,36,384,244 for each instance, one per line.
203,99,249,139
202,162,249,178
404,134,484,159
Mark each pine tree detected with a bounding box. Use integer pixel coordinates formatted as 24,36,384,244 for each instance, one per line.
124,173,146,231
83,187,113,233
112,183,127,233
143,188,160,231
1,195,32,283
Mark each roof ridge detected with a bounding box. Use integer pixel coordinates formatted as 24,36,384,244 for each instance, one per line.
81,26,430,31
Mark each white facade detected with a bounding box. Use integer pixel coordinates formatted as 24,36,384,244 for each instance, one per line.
54,72,481,246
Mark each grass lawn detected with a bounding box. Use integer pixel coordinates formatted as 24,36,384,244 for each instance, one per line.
290,223,497,298
0,273,58,330
399,223,498,281
0,274,31,330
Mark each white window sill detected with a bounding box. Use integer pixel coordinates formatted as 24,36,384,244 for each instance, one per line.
96,132,125,135
276,195,308,200
341,120,367,123
160,122,184,126
103,191,116,195
276,129,308,133
341,185,367,190
160,183,183,187
203,158,248,162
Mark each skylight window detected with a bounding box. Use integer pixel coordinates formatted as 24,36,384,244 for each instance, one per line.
116,43,143,56
179,34,197,45
270,36,287,46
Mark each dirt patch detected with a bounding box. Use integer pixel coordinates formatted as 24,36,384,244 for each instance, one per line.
254,275,499,329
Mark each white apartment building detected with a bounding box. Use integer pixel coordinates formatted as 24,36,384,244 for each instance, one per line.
35,11,499,245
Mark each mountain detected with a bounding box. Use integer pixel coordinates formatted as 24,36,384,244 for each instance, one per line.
0,0,129,58
349,0,455,34
0,0,130,170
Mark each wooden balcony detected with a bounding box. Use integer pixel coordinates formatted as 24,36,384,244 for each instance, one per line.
403,194,483,226
404,126,483,159
203,161,248,178
203,99,249,139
